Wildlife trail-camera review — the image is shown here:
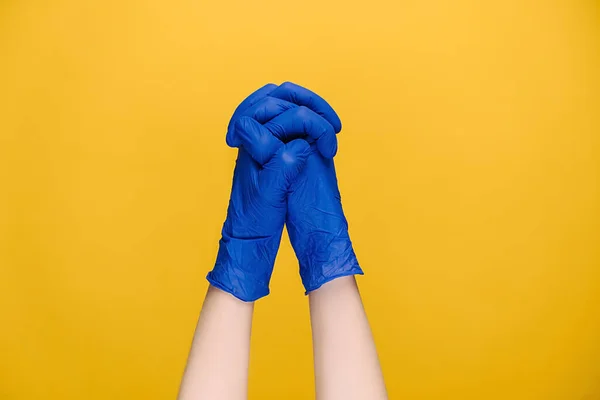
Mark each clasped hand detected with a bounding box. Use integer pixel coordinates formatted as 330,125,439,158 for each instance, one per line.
207,82,363,301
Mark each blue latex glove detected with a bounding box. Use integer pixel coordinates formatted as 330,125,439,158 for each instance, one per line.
225,82,363,295
286,146,363,293
206,117,311,302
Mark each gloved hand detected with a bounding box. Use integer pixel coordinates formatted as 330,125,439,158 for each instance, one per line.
223,82,363,295
286,146,363,293
206,118,311,302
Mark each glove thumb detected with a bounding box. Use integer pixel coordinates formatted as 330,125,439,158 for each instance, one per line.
259,139,311,196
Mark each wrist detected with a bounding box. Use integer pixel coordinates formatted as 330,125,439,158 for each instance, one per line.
308,274,357,297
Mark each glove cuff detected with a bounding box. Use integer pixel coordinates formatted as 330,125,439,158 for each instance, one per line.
303,267,364,294
206,234,280,302
300,242,364,294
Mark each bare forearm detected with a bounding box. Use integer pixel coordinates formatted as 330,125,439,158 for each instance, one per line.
178,286,254,400
309,276,387,400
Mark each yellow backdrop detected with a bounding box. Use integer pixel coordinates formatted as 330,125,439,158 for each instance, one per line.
1,0,599,399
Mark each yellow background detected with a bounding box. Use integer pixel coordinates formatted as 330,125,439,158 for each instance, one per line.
1,0,599,399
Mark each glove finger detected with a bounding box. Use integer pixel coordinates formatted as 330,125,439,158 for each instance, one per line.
228,96,298,148
259,139,311,197
234,116,284,166
242,95,298,123
268,81,342,133
263,106,337,158
226,83,277,147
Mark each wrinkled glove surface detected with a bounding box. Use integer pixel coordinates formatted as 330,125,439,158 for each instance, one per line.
206,115,310,302
287,146,363,294
214,82,363,299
